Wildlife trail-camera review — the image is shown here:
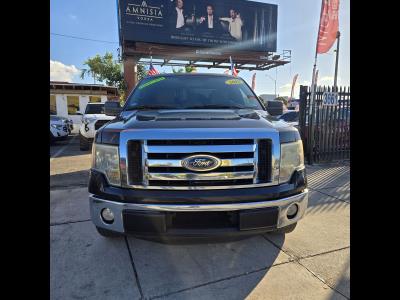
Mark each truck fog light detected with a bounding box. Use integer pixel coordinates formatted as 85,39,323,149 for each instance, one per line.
287,203,298,219
101,208,115,224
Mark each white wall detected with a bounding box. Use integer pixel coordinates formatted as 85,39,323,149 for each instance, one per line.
55,95,68,118
52,93,107,134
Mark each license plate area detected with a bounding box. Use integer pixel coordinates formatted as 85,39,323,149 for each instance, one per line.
239,207,279,231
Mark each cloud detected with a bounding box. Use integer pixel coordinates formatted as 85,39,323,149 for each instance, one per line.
50,60,80,82
318,76,341,84
69,14,78,21
279,80,310,97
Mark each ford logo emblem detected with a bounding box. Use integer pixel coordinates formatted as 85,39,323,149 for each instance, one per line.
181,154,221,172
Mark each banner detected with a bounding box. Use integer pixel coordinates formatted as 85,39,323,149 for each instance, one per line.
118,0,277,52
316,0,340,54
290,74,298,100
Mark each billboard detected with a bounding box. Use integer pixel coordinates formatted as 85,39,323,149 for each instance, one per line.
118,0,277,52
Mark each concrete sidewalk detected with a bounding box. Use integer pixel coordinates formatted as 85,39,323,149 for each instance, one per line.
50,161,350,300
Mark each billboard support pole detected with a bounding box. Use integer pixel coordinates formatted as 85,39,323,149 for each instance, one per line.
123,55,138,99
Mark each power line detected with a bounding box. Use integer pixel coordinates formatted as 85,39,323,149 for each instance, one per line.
50,32,118,44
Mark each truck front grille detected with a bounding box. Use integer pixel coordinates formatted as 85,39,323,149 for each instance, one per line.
125,139,273,190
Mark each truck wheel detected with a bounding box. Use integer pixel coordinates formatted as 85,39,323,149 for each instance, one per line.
79,133,90,151
275,223,297,234
96,227,122,238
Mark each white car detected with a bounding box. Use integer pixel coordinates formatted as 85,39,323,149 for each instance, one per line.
50,115,73,134
79,103,115,150
50,117,69,144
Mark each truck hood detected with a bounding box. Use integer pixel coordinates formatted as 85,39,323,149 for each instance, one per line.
104,109,292,131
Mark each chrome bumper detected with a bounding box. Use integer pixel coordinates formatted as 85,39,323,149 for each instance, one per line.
89,189,308,234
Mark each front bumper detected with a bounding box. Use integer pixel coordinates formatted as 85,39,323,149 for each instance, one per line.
89,189,308,237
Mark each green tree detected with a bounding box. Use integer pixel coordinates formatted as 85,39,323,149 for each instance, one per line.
81,52,146,100
172,66,197,73
274,96,288,107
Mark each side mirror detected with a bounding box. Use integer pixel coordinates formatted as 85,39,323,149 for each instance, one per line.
104,101,122,116
265,100,284,116
76,111,83,116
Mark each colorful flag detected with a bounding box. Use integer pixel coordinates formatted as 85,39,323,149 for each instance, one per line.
229,56,238,77
290,74,299,101
316,0,340,54
147,57,159,76
224,69,230,74
251,73,256,90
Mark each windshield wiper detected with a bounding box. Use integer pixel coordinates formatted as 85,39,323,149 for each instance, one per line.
125,105,175,110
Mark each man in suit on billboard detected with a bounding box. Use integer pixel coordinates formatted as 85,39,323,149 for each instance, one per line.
198,4,222,33
170,0,192,30
220,9,243,40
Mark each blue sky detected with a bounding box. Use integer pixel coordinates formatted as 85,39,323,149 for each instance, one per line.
50,0,349,98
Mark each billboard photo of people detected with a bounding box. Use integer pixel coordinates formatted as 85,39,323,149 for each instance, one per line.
119,0,277,52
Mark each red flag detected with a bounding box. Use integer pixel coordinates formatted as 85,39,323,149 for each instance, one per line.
251,73,256,90
316,0,340,54
290,74,298,101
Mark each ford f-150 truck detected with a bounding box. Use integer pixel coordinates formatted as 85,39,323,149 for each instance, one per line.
89,74,308,239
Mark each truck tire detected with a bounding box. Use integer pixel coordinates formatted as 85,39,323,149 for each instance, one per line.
79,133,90,151
96,227,122,238
274,223,297,234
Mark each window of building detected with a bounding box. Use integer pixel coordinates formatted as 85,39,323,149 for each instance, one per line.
67,96,80,115
89,96,101,103
50,95,57,115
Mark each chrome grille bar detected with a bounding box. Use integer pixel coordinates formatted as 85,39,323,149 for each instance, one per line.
146,171,255,181
146,158,254,168
144,144,256,153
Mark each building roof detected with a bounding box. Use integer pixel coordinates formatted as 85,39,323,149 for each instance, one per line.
50,81,119,96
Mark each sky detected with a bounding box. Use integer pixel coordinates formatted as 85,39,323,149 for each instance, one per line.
50,0,349,98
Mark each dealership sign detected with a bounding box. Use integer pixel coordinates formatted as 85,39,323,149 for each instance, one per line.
117,0,277,52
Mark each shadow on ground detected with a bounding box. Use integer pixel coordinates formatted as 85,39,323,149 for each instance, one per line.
50,170,89,188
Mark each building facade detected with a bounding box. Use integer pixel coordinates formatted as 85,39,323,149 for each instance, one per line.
50,81,119,133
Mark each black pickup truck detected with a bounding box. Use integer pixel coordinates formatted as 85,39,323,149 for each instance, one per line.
89,73,308,239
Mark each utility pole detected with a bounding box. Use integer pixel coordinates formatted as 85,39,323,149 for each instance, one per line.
333,31,340,90
265,74,277,98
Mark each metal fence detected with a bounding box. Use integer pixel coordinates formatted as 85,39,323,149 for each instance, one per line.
298,85,350,164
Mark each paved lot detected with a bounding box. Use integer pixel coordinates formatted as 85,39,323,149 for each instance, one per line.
50,136,350,300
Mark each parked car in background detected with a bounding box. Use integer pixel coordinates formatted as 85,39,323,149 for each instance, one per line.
279,111,299,128
79,103,115,150
50,116,69,144
50,115,73,134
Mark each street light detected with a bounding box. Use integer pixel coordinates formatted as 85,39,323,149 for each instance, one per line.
265,74,277,98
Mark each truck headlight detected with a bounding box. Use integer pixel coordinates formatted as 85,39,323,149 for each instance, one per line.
92,144,121,186
279,140,304,183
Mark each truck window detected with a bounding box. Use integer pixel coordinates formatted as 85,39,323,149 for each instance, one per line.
125,76,264,110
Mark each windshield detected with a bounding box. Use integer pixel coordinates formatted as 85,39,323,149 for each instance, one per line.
125,76,264,110
85,104,105,114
